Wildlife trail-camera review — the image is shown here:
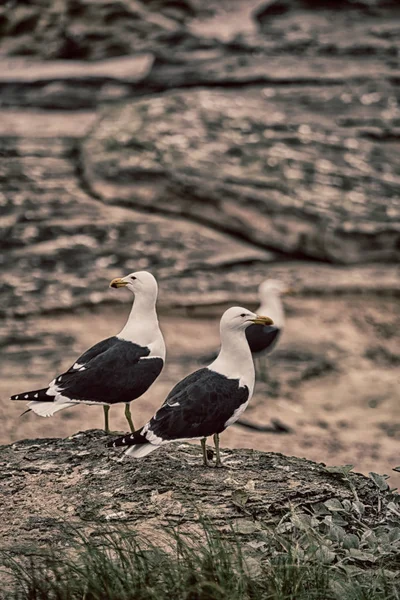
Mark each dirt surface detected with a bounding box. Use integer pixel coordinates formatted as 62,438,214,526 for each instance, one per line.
2,293,399,488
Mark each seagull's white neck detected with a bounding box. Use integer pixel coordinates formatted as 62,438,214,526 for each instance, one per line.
259,292,284,329
209,327,255,396
117,293,165,359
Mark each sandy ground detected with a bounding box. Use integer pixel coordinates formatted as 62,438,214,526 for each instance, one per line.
1,295,399,487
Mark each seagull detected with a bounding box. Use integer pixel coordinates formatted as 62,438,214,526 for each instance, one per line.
107,307,273,466
202,280,289,364
11,271,165,433
245,279,289,358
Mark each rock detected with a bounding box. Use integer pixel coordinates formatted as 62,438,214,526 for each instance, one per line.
1,0,399,110
83,88,400,263
0,0,198,61
1,186,272,319
0,55,153,109
3,108,398,322
0,109,274,319
1,197,272,319
0,429,392,550
0,55,154,84
161,262,400,317
1,0,398,64
254,0,399,25
189,0,260,42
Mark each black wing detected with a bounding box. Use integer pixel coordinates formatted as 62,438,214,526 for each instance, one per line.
65,336,119,373
246,324,280,355
11,336,126,402
53,340,163,404
146,368,249,441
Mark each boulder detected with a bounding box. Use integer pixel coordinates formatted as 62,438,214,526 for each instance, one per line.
83,88,400,263
0,429,396,551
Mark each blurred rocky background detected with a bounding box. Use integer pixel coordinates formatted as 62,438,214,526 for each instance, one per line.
0,0,399,484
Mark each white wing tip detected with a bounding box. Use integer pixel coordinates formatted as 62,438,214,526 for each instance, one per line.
125,443,158,458
28,401,76,417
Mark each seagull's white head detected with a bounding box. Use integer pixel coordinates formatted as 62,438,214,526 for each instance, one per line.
258,279,290,298
220,306,274,333
110,271,158,298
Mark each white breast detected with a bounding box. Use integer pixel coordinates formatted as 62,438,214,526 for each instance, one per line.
208,357,255,398
140,333,166,361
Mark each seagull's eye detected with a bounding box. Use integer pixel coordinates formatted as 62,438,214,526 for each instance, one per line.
240,313,246,317
131,276,136,281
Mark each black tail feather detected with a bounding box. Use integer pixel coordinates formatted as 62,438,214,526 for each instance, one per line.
107,428,146,448
11,388,50,402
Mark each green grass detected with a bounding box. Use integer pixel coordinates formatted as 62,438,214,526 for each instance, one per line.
2,470,399,600
1,518,399,600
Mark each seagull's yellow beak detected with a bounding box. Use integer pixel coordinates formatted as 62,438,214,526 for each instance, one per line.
251,315,274,326
282,287,296,296
110,278,128,289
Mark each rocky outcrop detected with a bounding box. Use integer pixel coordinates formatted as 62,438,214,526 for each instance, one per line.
82,87,400,263
0,54,153,109
0,109,273,320
1,1,399,267
2,0,400,111
1,107,398,321
2,0,399,62
0,430,396,551
0,0,201,61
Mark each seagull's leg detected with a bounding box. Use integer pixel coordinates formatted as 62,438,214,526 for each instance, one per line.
103,405,110,433
213,433,223,468
201,437,210,467
125,403,135,433
257,357,269,383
